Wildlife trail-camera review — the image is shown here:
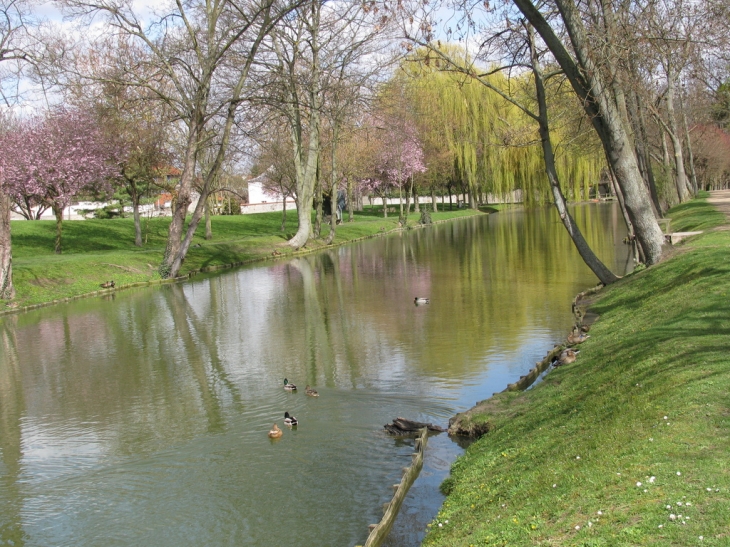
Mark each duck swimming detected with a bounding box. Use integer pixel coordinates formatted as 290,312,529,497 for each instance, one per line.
284,378,297,391
305,385,319,397
284,412,298,426
268,423,283,438
414,297,430,305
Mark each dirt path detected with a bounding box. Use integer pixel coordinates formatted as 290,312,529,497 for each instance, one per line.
707,190,730,222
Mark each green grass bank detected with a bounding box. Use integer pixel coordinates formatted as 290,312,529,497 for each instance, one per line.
3,206,483,312
424,194,730,546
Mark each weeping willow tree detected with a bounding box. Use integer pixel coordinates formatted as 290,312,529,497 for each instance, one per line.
399,46,604,208
393,43,618,285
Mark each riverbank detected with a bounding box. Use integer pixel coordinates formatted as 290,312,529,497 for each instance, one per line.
423,192,730,546
2,207,485,313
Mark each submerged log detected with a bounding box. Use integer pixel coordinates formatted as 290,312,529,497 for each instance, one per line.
383,417,446,435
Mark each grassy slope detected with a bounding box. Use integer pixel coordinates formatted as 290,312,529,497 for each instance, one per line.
423,195,730,546
5,207,482,309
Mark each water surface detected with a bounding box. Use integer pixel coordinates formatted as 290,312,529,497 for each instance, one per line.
0,204,630,546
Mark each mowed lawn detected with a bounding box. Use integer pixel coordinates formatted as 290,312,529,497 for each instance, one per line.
422,194,730,546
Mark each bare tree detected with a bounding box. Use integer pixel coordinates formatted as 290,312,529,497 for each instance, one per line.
59,0,300,277
257,0,391,249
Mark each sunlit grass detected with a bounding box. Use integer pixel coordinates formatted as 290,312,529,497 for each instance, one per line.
423,195,730,547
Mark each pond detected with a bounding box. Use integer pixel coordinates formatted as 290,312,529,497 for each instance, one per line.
0,204,631,547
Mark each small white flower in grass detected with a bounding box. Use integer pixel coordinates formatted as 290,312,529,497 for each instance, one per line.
637,482,642,487
664,416,668,420
669,514,677,521
678,515,683,519
686,502,692,506
438,523,442,527
677,502,683,506
587,521,592,527
650,476,656,483
700,536,704,540
597,511,603,516
575,525,580,530
658,525,663,528
445,520,448,524
553,484,557,488
644,489,648,493
667,505,672,509
649,438,654,442
706,488,712,491
576,456,580,460
677,471,682,476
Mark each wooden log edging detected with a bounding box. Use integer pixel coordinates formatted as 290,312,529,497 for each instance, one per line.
356,428,429,547
502,283,604,393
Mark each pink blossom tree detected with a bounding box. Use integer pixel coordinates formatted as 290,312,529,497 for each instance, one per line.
372,120,426,219
0,108,121,254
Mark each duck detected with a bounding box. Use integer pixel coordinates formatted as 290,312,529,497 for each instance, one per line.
414,297,430,305
100,280,115,289
283,378,297,391
556,348,579,366
268,423,283,438
567,329,590,345
284,412,298,426
305,385,319,397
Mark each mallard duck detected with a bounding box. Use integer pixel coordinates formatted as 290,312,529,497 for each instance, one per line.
268,423,283,438
556,348,579,366
567,330,590,345
284,412,298,426
100,280,115,289
305,385,319,397
414,297,430,305
284,378,297,391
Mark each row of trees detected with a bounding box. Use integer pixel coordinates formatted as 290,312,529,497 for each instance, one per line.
1,0,729,300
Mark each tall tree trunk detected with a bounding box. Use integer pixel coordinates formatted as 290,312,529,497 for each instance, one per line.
660,131,673,195
205,196,212,240
431,188,438,212
161,126,198,276
0,188,14,300
313,156,322,239
131,182,143,247
398,183,404,221
347,178,354,222
514,0,664,264
53,204,64,255
679,92,698,197
665,72,689,203
325,125,338,245
281,194,288,231
529,25,618,284
631,88,663,216
413,184,420,213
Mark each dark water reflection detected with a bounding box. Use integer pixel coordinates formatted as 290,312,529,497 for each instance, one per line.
0,204,630,547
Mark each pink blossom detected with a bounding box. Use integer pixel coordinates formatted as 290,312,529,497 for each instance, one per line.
0,109,121,219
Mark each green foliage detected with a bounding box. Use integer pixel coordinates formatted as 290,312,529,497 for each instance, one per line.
400,47,604,206
423,197,730,547
92,205,123,219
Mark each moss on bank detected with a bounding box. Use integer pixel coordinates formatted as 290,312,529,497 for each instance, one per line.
424,195,730,546
3,207,482,312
